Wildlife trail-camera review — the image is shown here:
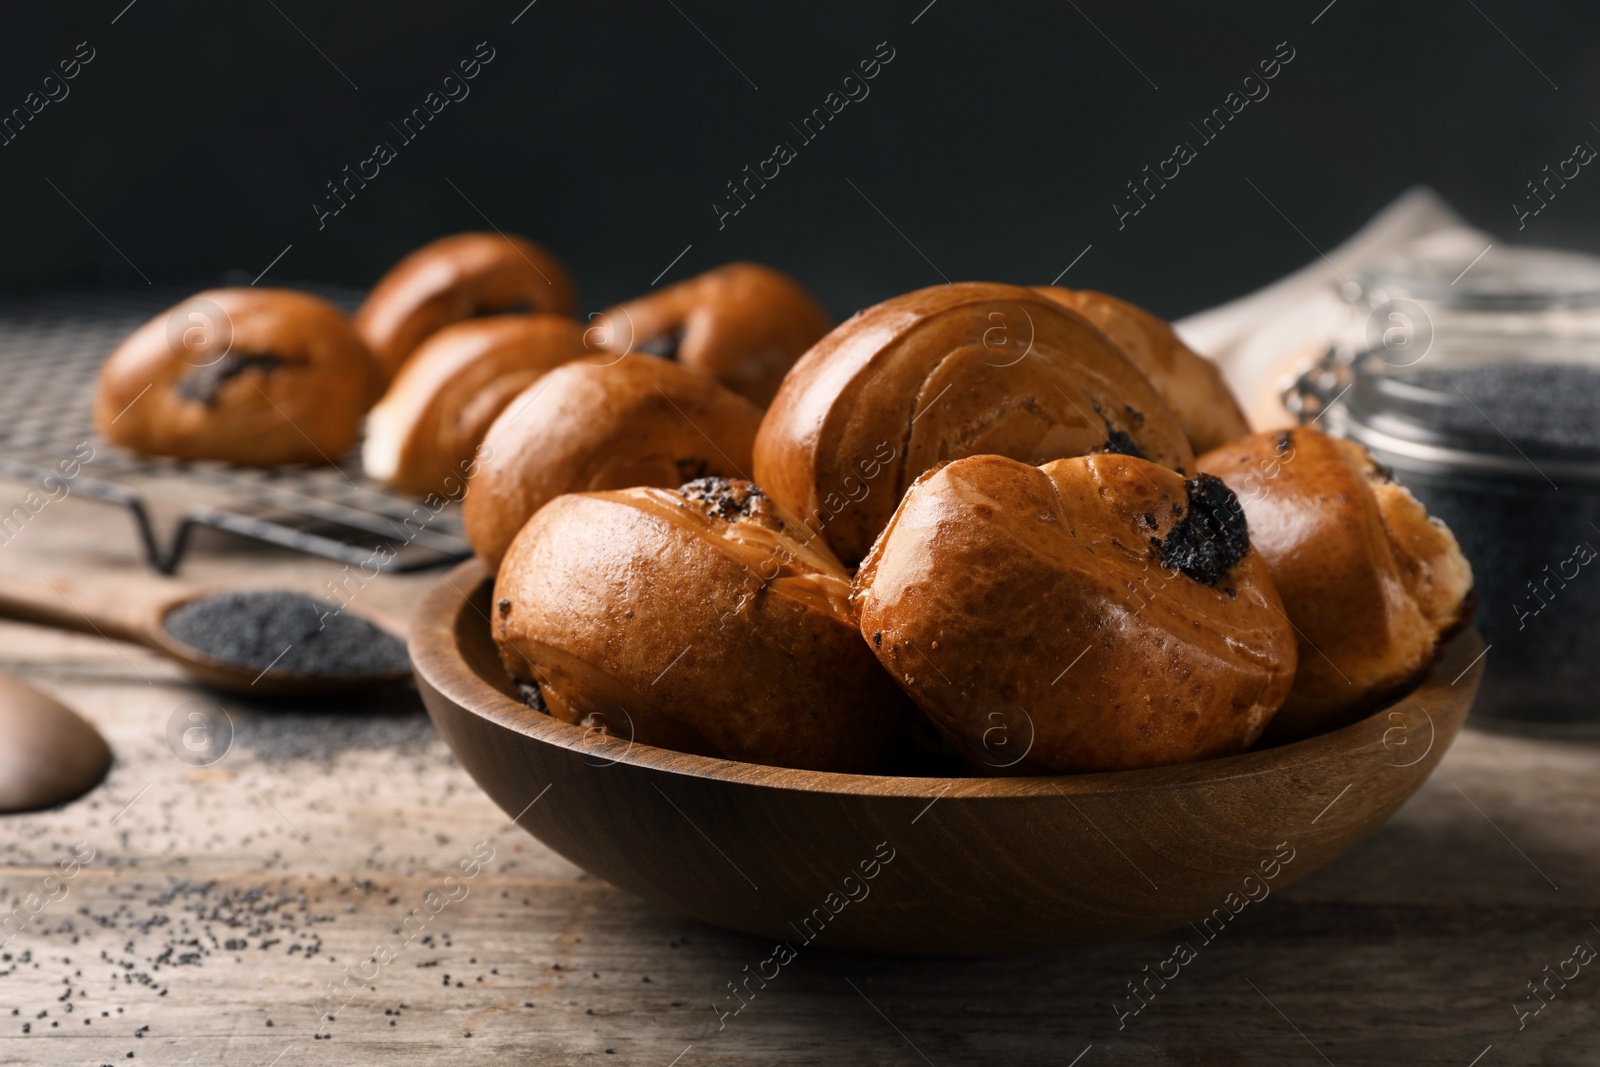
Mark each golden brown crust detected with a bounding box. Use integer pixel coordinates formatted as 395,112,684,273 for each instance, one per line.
354,232,577,381
853,453,1296,773
462,355,763,568
1035,287,1251,453
754,282,1197,566
492,479,905,772
362,315,590,495
590,262,831,407
1198,427,1474,741
94,287,380,467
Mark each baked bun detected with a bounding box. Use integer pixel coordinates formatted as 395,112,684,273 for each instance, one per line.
1199,427,1474,741
355,232,577,381
1035,287,1250,453
589,262,831,406
493,477,904,771
854,453,1296,773
755,282,1196,566
463,355,763,568
94,287,380,467
362,315,590,495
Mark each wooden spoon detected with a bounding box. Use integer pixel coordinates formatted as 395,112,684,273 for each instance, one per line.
0,581,411,697
0,672,112,813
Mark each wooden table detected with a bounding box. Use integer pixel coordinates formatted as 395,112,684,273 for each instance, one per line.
0,489,1594,1067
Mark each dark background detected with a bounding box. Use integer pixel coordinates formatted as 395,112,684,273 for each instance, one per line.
3,0,1599,320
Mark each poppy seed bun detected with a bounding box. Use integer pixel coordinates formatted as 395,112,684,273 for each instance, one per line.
1035,287,1250,453
853,453,1296,773
95,287,380,467
462,355,763,568
362,315,590,495
1199,427,1474,741
355,232,577,381
589,262,831,407
755,282,1196,566
493,478,906,772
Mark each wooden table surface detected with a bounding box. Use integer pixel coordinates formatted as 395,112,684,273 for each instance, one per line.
0,489,1595,1067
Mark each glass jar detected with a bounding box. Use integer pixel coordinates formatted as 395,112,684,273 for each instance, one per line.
1289,235,1600,736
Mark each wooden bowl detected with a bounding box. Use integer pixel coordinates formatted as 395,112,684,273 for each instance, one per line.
412,560,1483,956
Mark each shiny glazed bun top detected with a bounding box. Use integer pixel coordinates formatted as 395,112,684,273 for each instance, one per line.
462,354,764,568
94,287,381,467
1199,427,1474,741
355,232,577,381
854,453,1296,773
590,262,832,407
492,477,905,772
754,282,1196,566
1035,287,1251,454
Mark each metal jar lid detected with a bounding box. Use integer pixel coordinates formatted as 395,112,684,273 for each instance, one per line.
1357,234,1600,312
1297,338,1600,486
1291,236,1600,485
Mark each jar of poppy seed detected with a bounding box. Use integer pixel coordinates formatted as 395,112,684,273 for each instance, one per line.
1290,236,1600,736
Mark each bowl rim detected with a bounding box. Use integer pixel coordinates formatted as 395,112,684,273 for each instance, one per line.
411,559,1482,801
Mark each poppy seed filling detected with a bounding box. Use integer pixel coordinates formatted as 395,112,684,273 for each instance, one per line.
1100,428,1146,459
680,476,765,522
175,352,286,405
1090,401,1146,459
516,677,548,712
1152,473,1249,586
638,326,685,361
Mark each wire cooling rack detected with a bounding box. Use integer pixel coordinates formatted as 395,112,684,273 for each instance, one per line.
0,287,471,574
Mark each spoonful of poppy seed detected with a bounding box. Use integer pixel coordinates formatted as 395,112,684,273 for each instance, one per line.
0,581,411,696
163,590,411,683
